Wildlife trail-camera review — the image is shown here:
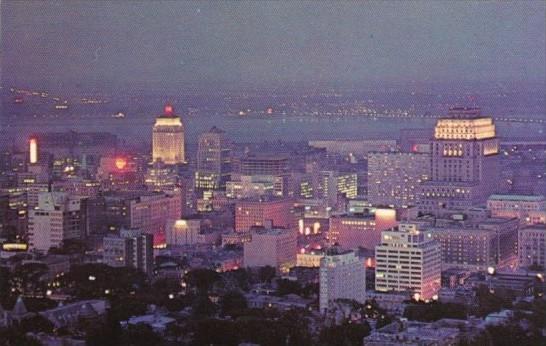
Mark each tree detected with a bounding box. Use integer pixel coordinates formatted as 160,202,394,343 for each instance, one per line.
18,315,54,334
220,290,247,317
0,328,42,346
192,295,218,317
258,266,276,284
61,263,148,299
120,324,165,346
184,268,221,295
318,321,371,346
10,262,48,296
276,279,302,296
403,302,466,322
192,319,239,346
474,285,510,317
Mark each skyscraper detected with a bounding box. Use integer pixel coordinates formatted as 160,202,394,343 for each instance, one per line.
319,248,366,313
28,192,87,252
195,126,231,191
152,104,185,165
375,223,441,301
419,107,500,213
368,152,431,207
103,228,154,275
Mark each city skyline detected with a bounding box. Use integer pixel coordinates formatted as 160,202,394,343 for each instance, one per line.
0,2,545,345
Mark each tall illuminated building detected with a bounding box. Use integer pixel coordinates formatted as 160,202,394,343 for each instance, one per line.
195,126,231,191
420,107,500,213
319,248,366,313
375,223,441,301
29,138,38,164
152,104,185,165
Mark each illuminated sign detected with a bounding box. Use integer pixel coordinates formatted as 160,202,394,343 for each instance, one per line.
2,243,28,251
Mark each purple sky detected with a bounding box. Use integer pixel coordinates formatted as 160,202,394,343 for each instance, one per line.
2,1,545,90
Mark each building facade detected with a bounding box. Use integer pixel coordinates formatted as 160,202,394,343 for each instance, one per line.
28,192,86,252
319,249,366,313
195,127,232,192
152,105,185,165
420,107,500,213
103,228,154,274
375,223,441,301
235,197,294,232
367,152,431,207
518,225,546,269
243,228,297,271
328,209,397,250
487,194,546,225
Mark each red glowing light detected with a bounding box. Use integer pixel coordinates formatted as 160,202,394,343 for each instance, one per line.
164,104,173,115
115,157,127,170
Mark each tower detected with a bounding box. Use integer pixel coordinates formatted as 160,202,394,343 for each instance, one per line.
420,107,500,213
195,126,231,191
152,104,185,165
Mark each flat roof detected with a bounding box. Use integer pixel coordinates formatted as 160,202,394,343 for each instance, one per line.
488,194,545,202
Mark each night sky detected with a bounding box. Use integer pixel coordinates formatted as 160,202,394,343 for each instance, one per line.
2,1,545,90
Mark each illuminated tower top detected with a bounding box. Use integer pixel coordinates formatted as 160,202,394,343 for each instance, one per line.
434,107,496,140
152,104,185,164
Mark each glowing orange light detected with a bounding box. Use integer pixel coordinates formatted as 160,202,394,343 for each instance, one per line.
29,138,38,164
115,157,127,170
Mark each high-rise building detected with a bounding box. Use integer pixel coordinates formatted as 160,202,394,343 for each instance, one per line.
518,225,546,270
103,228,154,274
368,152,431,207
487,194,546,225
420,107,500,213
28,192,87,252
319,248,366,313
235,197,294,232
240,155,289,176
226,175,278,199
328,208,398,250
152,104,185,165
144,161,178,191
166,218,201,246
375,223,441,301
97,191,183,245
195,127,231,191
243,228,297,271
430,217,519,271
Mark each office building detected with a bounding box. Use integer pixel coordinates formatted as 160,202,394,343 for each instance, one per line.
226,175,278,199
103,228,153,274
518,225,546,269
152,104,185,164
328,208,397,250
367,152,431,207
319,249,366,313
487,194,546,225
240,155,289,176
144,161,178,191
98,191,182,244
166,218,201,246
194,126,232,192
243,228,297,271
28,192,86,252
430,217,519,271
235,197,294,232
420,107,500,213
375,223,442,301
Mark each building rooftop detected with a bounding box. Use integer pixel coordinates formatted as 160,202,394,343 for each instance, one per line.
488,194,545,202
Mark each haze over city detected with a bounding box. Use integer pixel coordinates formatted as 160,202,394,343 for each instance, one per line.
0,2,545,346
